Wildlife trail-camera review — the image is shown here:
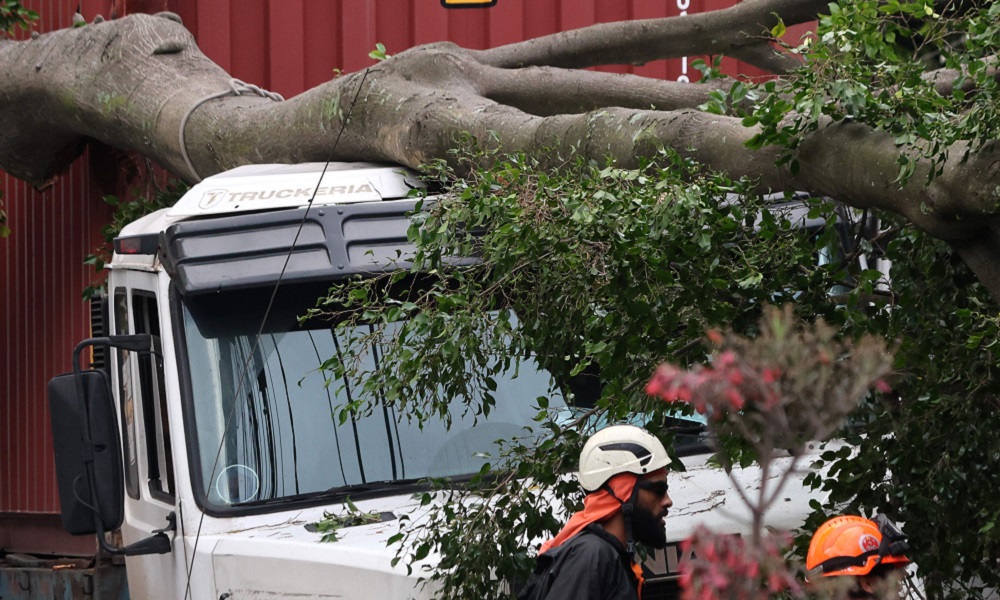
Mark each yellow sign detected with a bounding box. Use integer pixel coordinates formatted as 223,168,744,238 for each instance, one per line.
441,0,497,7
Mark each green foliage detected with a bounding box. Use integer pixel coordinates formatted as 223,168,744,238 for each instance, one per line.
805,223,1000,597
306,149,863,600
738,1,1000,185
369,42,391,62
307,146,998,597
312,497,383,543
388,438,584,599
0,0,37,37
709,2,1000,593
691,55,725,82
83,181,188,299
650,305,892,465
649,306,894,596
303,6,1000,596
0,191,9,238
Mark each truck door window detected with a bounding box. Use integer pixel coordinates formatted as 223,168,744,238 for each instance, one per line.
133,292,175,502
114,289,141,500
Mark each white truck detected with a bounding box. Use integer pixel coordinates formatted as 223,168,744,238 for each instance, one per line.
46,162,830,600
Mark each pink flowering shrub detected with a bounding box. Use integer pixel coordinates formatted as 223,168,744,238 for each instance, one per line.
646,349,779,415
646,306,894,600
679,526,803,600
646,305,893,458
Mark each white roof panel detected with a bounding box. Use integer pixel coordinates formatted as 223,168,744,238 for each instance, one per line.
167,162,425,219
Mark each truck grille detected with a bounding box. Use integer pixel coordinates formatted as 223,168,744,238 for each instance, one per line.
643,576,682,600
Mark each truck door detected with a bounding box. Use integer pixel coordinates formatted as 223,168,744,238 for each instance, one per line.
112,272,185,599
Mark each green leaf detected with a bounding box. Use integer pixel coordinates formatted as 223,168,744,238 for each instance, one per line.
368,42,390,62
770,16,786,38
413,542,431,561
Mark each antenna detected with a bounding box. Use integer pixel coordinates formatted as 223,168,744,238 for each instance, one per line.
182,68,372,600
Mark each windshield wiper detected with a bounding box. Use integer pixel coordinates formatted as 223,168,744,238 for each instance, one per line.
233,478,428,508
322,478,424,496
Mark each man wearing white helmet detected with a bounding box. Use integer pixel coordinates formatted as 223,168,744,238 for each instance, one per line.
518,424,674,600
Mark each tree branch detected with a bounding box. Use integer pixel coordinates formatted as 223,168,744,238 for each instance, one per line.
728,41,804,74
474,0,825,74
950,230,1000,302
4,12,1000,303
0,14,250,183
476,64,731,116
922,61,999,97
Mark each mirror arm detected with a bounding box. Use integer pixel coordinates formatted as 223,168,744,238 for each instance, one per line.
72,335,158,366
97,528,173,557
153,511,177,535
95,512,175,557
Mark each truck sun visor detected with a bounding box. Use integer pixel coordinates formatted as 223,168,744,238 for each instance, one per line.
161,201,421,295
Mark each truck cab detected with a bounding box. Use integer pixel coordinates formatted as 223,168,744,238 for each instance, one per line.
47,162,575,598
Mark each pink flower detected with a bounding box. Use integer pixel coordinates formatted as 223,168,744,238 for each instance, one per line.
767,572,786,592
715,350,737,369
725,389,745,410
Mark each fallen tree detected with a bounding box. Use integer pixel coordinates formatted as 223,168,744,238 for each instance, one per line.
4,2,1000,597
1,0,999,298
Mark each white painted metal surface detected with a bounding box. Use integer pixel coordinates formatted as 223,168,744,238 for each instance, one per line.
166,162,424,219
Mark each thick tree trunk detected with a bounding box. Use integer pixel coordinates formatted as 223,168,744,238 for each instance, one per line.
2,9,1000,298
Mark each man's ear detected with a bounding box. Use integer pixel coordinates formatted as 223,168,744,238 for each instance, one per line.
858,576,876,593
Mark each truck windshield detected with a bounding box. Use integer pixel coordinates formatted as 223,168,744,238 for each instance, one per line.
178,284,565,510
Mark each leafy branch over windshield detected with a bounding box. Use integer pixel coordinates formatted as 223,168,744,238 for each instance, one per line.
304,149,856,600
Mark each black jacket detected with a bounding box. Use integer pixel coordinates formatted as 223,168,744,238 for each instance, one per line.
519,524,639,600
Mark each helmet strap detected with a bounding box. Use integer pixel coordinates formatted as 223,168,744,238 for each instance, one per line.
810,549,879,577
622,499,636,556
600,481,638,558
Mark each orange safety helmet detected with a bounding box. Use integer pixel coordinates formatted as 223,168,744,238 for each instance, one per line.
806,515,910,580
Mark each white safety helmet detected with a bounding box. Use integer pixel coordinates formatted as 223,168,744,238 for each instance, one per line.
577,424,672,492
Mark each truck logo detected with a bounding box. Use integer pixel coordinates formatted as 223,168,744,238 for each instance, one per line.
199,189,228,209
197,184,377,210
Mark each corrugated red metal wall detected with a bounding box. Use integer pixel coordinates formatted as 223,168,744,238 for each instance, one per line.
2,0,794,555
0,152,115,555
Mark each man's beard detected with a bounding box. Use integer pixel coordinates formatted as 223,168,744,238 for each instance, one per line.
631,503,667,549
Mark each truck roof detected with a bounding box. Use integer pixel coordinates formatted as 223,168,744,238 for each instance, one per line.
119,162,425,239
169,162,425,219
114,162,438,294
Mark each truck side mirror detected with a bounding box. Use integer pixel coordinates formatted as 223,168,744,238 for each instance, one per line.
48,369,124,534
48,334,171,556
